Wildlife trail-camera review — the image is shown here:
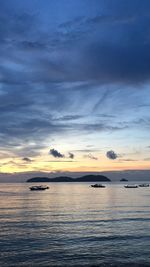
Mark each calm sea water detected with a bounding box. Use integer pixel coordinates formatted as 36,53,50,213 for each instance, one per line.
0,182,150,267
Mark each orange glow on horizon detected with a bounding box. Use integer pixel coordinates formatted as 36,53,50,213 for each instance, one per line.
1,156,150,174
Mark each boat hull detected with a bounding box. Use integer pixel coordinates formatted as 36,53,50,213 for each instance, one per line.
91,184,105,188
124,185,138,188
29,185,49,191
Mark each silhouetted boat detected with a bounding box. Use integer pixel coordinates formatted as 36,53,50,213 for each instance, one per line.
91,184,106,188
29,185,49,191
124,185,138,188
139,183,149,187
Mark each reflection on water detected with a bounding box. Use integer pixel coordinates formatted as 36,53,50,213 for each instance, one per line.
0,183,150,266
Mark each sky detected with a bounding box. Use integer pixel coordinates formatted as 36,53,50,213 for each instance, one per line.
0,0,150,181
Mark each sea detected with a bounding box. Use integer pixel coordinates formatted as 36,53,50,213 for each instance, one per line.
0,182,150,267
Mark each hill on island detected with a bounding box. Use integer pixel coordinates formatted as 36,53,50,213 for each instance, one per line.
26,175,111,183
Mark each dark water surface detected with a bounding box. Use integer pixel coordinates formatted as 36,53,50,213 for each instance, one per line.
0,182,150,266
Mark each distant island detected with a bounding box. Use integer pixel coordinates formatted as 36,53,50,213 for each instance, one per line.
120,178,128,182
26,174,111,183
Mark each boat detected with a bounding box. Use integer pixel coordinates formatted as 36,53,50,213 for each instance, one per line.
29,185,49,191
91,184,106,188
120,178,128,182
124,185,138,188
139,183,149,187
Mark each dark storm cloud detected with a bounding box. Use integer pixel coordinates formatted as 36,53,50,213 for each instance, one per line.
0,0,150,160
22,157,32,162
106,150,118,160
68,152,74,159
1,1,150,86
49,149,64,158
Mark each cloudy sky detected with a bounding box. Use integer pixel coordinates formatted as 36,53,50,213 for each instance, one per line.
0,0,150,180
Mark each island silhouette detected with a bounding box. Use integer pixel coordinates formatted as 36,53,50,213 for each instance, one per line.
27,174,111,183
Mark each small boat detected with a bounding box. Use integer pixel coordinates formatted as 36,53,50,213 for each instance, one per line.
139,184,149,187
91,184,105,188
124,185,138,188
30,185,49,191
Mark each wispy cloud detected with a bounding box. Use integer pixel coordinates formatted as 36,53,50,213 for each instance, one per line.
84,153,98,160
